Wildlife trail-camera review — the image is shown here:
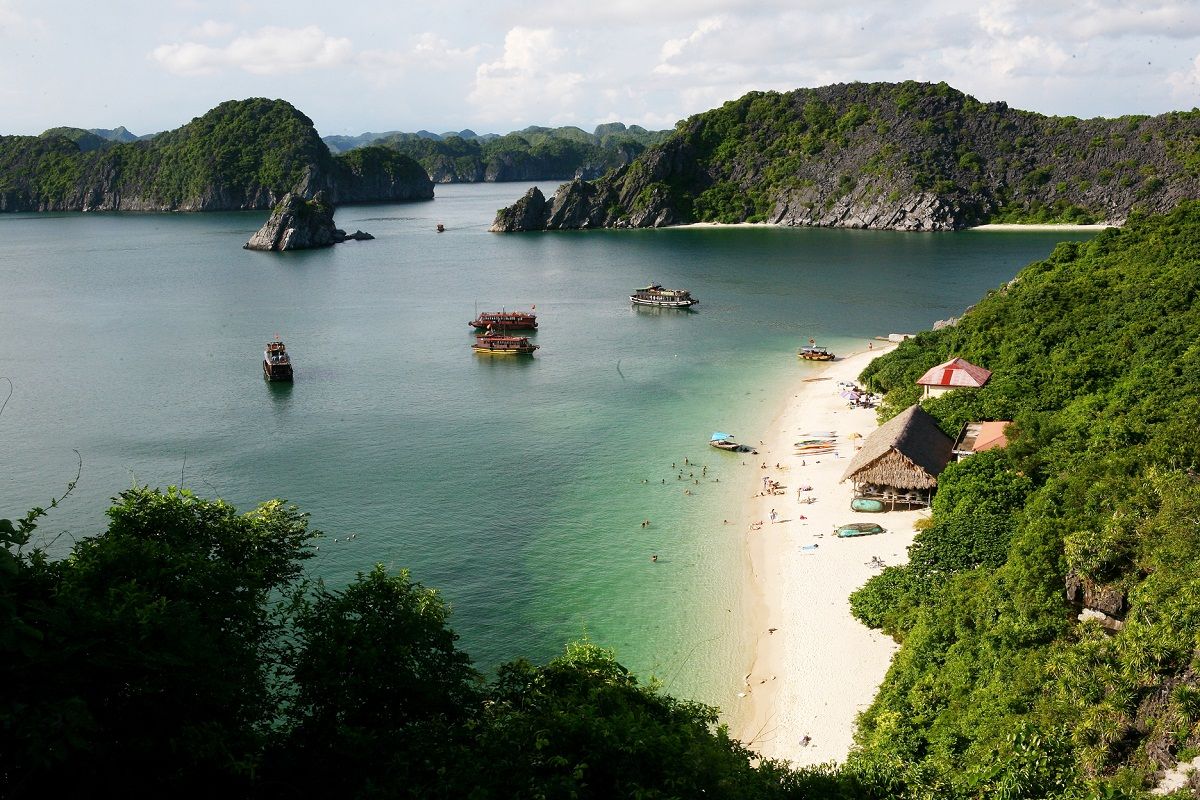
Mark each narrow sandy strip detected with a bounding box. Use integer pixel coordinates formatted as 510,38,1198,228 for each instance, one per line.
734,344,930,767
968,223,1114,231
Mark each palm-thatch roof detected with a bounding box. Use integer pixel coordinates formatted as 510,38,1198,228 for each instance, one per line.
840,404,954,490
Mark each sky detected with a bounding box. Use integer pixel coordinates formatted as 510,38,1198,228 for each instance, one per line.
2,0,1199,137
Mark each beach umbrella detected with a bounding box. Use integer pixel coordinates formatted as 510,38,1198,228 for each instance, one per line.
848,432,863,439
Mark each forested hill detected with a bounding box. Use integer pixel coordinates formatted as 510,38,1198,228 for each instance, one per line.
327,123,669,183
843,201,1200,796
491,80,1200,232
0,99,432,212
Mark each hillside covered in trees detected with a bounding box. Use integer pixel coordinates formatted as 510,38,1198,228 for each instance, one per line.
491,81,1200,232
328,123,668,182
843,201,1200,797
0,99,432,212
7,196,1200,796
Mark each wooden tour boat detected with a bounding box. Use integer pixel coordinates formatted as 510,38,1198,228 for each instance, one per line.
798,340,835,361
709,432,757,454
469,310,538,331
472,329,539,356
630,283,698,308
263,338,294,381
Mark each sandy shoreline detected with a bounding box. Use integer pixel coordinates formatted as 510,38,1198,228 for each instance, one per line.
732,344,928,767
669,221,1114,232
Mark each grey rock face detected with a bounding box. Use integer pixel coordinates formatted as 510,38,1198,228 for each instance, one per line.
489,187,550,232
245,191,372,251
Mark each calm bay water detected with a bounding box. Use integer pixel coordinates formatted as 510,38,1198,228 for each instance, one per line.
0,183,1093,711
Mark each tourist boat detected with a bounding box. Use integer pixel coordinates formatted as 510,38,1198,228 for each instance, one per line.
472,331,539,356
798,343,835,361
630,283,698,308
263,338,293,381
709,432,757,454
469,311,538,331
836,522,886,538
436,223,445,232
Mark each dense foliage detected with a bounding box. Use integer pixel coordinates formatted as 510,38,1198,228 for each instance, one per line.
846,202,1200,797
2,487,857,798
505,81,1200,230
0,99,430,211
365,123,668,182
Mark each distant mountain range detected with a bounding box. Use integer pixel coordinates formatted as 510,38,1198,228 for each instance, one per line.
491,80,1200,231
324,123,670,183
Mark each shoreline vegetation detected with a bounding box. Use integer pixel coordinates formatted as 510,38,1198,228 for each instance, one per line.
669,221,1115,231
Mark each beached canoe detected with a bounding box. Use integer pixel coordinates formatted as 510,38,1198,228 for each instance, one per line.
836,522,886,538
850,498,885,513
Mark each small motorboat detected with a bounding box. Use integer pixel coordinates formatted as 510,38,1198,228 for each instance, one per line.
836,522,886,538
436,223,446,232
709,432,757,454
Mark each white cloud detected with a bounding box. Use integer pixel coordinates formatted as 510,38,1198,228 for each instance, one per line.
1167,52,1200,100
189,20,235,39
660,16,724,61
468,27,584,123
150,25,353,76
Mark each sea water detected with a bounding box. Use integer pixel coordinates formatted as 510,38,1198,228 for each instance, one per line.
0,183,1094,711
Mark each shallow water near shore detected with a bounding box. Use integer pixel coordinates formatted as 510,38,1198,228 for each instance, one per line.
0,184,1095,711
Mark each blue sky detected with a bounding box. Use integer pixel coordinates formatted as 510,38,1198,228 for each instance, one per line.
2,0,1198,136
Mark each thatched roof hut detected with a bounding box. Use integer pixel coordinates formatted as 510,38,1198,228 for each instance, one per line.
840,405,953,502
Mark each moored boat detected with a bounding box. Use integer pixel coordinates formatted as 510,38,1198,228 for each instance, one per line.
263,338,293,381
470,310,538,331
798,342,835,361
709,432,757,454
630,283,698,308
472,331,539,356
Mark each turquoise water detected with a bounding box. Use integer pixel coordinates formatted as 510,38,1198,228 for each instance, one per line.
0,184,1094,710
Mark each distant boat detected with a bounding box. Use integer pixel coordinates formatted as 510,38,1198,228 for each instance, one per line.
436,223,445,232
709,432,757,453
630,283,698,308
263,338,293,381
472,330,539,356
798,342,835,361
470,311,538,331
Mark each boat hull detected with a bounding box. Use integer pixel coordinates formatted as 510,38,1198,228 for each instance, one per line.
630,296,698,308
472,346,537,355
263,361,293,381
850,498,885,513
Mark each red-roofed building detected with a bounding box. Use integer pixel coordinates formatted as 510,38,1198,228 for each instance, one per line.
916,357,992,399
952,421,1011,460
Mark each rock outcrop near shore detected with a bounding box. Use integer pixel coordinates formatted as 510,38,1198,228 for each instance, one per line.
0,98,433,213
244,191,373,251
491,81,1200,232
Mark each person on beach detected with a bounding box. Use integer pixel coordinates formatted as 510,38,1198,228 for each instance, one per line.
770,508,777,522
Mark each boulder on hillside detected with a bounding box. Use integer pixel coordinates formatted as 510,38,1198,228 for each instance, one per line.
244,191,373,251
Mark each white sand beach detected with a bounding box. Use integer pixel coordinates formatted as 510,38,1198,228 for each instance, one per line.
969,222,1115,231
734,344,929,767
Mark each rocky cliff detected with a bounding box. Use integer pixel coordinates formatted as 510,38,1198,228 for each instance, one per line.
492,81,1200,232
0,99,433,213
244,191,374,251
